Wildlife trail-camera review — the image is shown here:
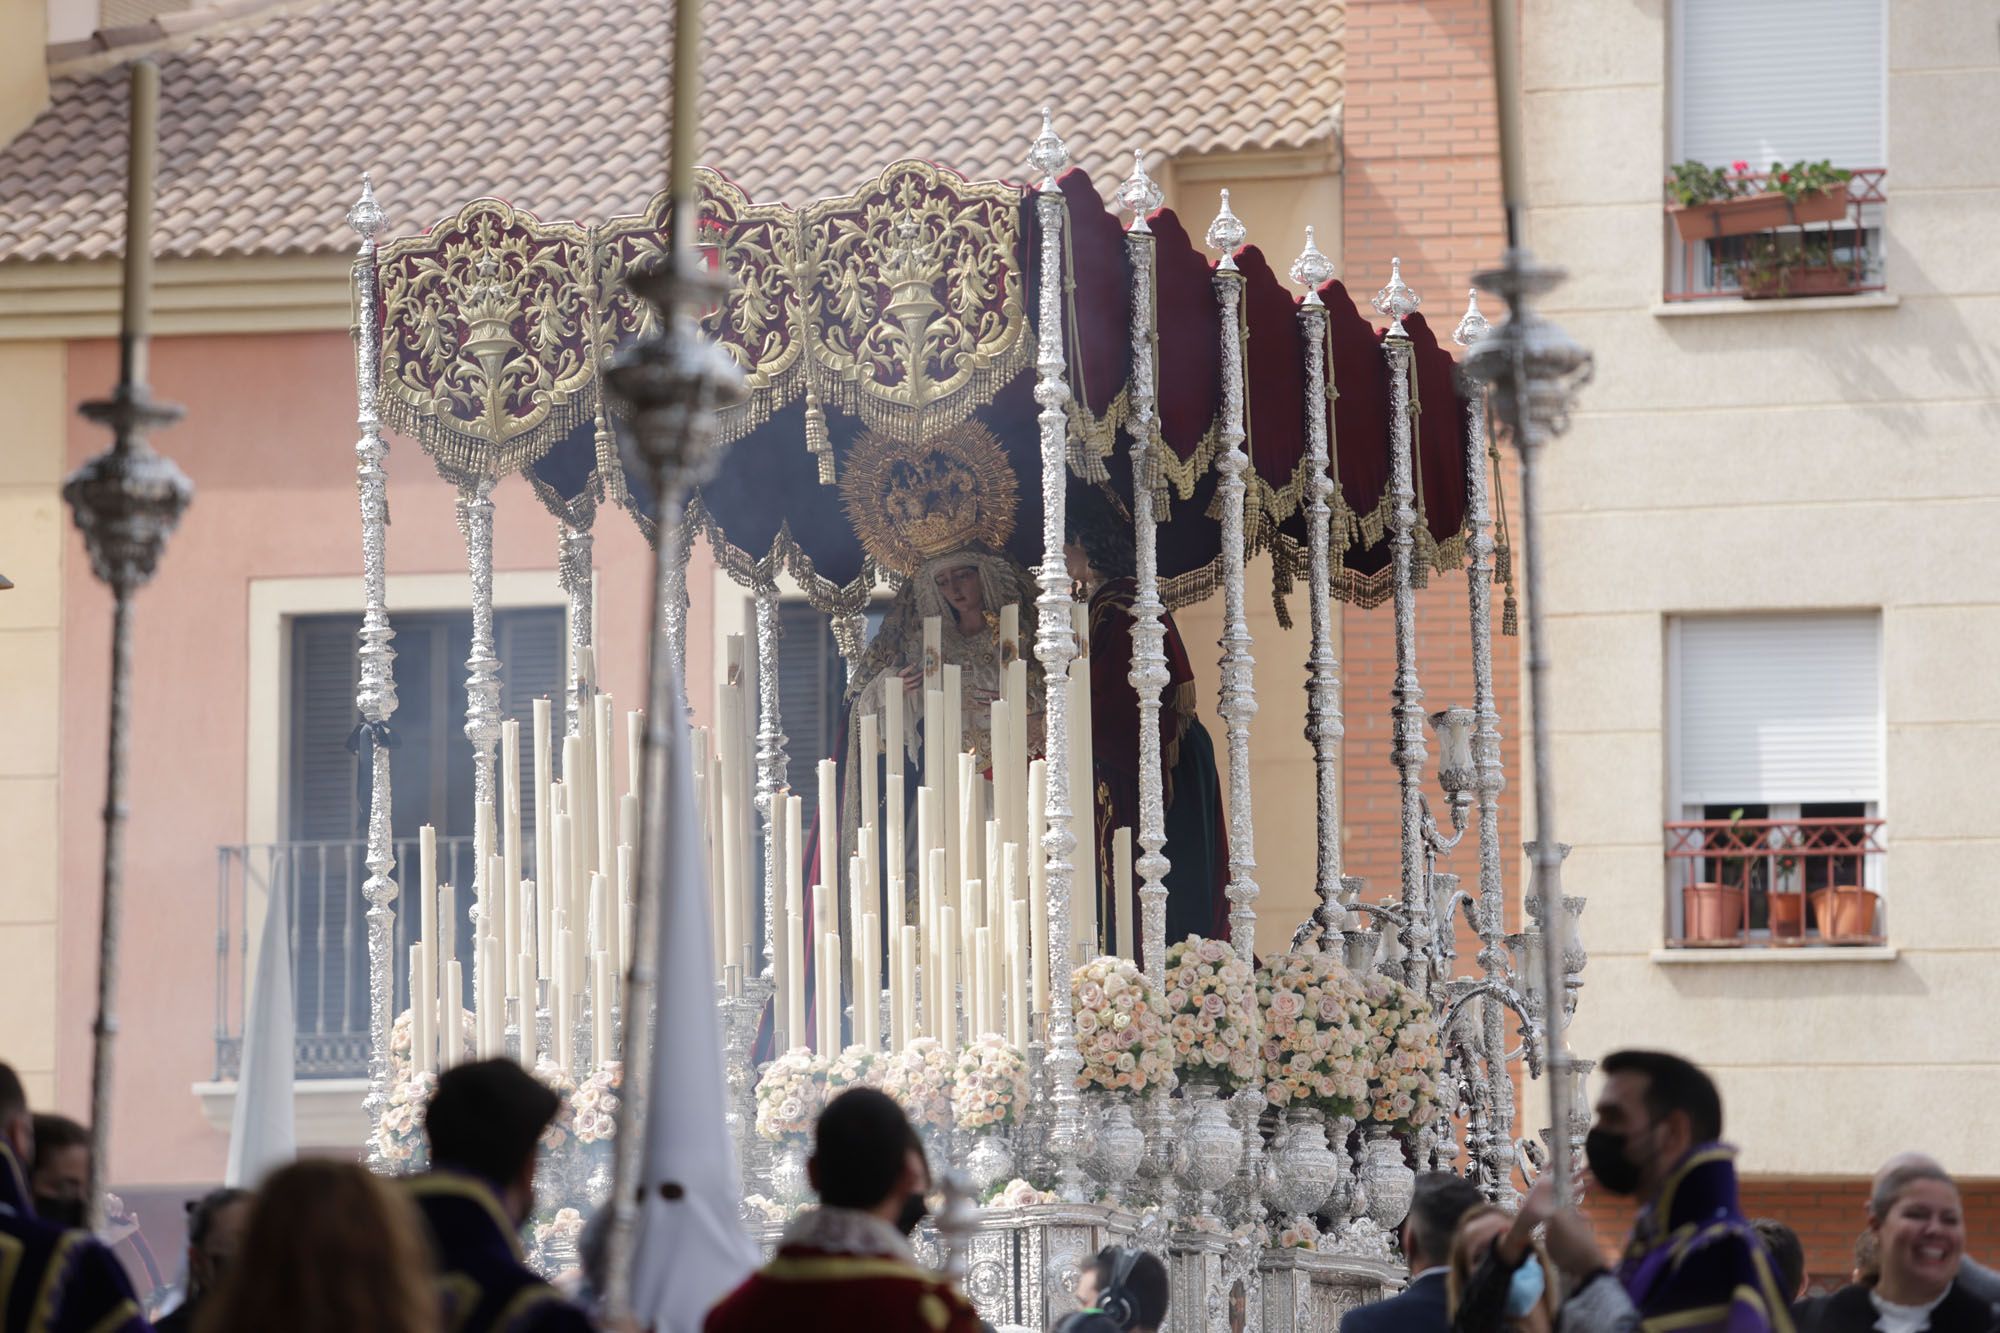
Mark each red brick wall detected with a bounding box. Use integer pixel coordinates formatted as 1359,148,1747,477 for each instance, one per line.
1582,1179,2000,1296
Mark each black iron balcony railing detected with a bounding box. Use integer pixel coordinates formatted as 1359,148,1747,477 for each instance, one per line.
213,836,474,1080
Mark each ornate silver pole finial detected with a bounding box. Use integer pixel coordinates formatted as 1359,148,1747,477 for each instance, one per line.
1289,226,1336,305
1205,189,1247,270
67,57,193,1233
1114,148,1164,234
1028,105,1070,192
349,174,403,1163
1373,256,1421,337
1453,288,1490,347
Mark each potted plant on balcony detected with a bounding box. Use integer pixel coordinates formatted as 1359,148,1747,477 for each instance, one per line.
1811,885,1881,943
1681,808,1758,944
1668,159,1853,241
1768,851,1806,944
1728,235,1859,300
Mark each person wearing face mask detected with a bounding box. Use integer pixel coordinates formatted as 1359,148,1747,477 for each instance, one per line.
706,1088,982,1333
0,1061,149,1332
1446,1204,1557,1333
1521,1049,1795,1333
153,1187,249,1333
409,1059,594,1333
1793,1163,1997,1333
29,1114,91,1231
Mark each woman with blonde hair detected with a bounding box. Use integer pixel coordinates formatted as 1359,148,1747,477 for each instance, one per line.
199,1159,438,1333
1793,1161,1995,1333
1447,1202,1559,1333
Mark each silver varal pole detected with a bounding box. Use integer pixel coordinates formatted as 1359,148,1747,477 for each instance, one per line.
65,57,194,1232
348,176,403,1161
1113,149,1171,990
1289,227,1343,942
1374,259,1432,989
1025,107,1089,1204
1204,190,1260,965
1464,237,1593,1204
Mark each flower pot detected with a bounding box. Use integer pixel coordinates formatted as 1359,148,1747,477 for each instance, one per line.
1810,886,1880,942
1670,183,1850,241
1768,890,1808,945
1740,263,1859,300
1681,883,1746,944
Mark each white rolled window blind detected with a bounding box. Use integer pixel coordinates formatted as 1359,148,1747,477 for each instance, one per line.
1676,613,1881,806
1676,0,1885,168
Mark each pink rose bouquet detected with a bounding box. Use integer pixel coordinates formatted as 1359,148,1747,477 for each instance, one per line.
952,1034,1029,1131
1254,949,1370,1117
1161,935,1260,1091
880,1036,956,1130
1356,973,1444,1133
1070,955,1175,1095
753,1046,828,1142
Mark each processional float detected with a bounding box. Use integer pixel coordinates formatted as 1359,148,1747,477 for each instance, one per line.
341,101,1595,1327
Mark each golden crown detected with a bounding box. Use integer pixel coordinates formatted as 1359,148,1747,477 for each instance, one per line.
839,420,1017,578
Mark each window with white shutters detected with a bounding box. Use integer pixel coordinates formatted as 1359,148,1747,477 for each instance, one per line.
1673,0,1885,168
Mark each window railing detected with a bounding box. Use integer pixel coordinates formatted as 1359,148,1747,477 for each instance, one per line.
214,836,475,1079
1663,167,1887,303
1664,815,1885,948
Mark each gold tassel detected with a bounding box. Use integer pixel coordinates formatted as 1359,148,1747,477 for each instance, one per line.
1502,590,1519,637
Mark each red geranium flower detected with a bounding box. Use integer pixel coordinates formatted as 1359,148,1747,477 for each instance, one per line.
1778,172,1792,183
1731,160,1749,174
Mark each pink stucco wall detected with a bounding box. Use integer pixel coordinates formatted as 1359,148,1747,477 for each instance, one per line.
57,329,708,1187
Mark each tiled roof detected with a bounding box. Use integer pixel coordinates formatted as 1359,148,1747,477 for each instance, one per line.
0,0,1344,263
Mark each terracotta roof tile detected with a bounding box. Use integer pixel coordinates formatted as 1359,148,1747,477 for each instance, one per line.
0,0,1342,263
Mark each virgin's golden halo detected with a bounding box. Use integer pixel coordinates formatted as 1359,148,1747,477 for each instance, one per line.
839,420,1017,577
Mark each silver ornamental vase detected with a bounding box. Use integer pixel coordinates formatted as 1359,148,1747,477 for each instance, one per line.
1361,1125,1416,1231
1090,1099,1146,1206
770,1138,811,1205
966,1126,1016,1196
1274,1106,1341,1231
1180,1078,1239,1225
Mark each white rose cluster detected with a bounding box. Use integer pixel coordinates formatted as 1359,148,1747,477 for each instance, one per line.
1161,935,1260,1091
1356,973,1444,1132
754,1046,829,1142
1070,955,1175,1095
951,1034,1029,1131
1254,949,1371,1116
879,1036,956,1130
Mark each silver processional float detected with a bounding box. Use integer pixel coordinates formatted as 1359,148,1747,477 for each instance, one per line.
317,36,1595,1333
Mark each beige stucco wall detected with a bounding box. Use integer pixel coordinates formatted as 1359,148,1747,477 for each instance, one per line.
0,340,66,1109
1523,0,2000,1176
0,0,49,145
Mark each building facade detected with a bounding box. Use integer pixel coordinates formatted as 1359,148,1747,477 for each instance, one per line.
1522,0,2000,1282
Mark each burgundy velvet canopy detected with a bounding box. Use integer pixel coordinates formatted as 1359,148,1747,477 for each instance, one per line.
487,162,1482,617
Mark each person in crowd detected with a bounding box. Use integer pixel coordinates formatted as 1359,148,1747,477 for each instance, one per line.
1792,1161,1997,1333
706,1087,982,1333
29,1114,90,1230
1446,1203,1557,1333
1065,484,1228,956
1339,1172,1485,1333
1877,1155,2000,1308
1055,1246,1170,1333
1520,1049,1794,1332
199,1159,433,1333
153,1188,248,1333
0,1061,149,1332
412,1059,593,1333
1752,1219,1809,1304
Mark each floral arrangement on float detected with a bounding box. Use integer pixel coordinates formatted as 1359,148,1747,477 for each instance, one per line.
1161,935,1260,1091
986,1177,1060,1209
825,1044,883,1094
880,1036,957,1131
1254,949,1373,1234
373,1066,435,1168
1355,973,1445,1134
1070,956,1174,1095
532,1057,579,1153
954,1034,1032,1193
754,1047,829,1143
570,1061,621,1147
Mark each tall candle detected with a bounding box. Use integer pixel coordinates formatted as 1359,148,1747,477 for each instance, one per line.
942,666,962,900
816,759,839,921
550,812,571,976
719,734,745,986
694,732,719,971
419,824,438,956
501,719,523,988
438,883,457,964
595,693,616,881
619,792,639,852
1114,827,1134,962
859,712,879,841
627,708,645,799
860,912,881,1050
553,941,572,1072
990,696,1011,864
572,701,598,889
849,851,866,1013
518,952,537,1063
884,673,904,775
442,959,464,1071
956,752,977,953
818,932,839,1055
921,846,940,1038
973,926,993,1037
410,942,432,1076
593,950,615,1069
533,700,553,978
590,871,610,956
859,825,880,939
1009,897,1030,1044
939,905,957,1051
1028,759,1049,1015
785,909,806,1050
477,936,499,1057
473,804,495,967
1007,658,1029,850
923,685,945,805
999,603,1019,662
884,773,906,930
898,925,918,1048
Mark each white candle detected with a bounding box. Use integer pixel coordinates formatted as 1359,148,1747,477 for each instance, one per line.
595,693,616,882
533,700,552,979
956,752,977,955
818,932,839,1055
884,773,905,931
1115,827,1134,961
571,703,598,890
627,708,644,799
410,942,432,1075
419,824,438,955
849,850,866,1015
859,824,880,942
694,731,721,972
898,924,918,1049
619,792,639,853
590,871,610,957
939,904,957,1051
1028,759,1049,1016
616,846,634,978
860,912,881,1050
884,673,905,773
768,800,787,1037
859,712,879,841
477,935,499,1057
1009,897,1030,1044
942,665,962,901
1007,658,1029,850
920,846,940,1038
924,684,945,805
553,939,572,1072
474,800,494,928
990,696,1011,867
518,952,537,1065
442,958,464,1071
999,603,1019,660
816,758,839,924
438,883,457,963
550,811,571,976
502,718,523,990
786,909,806,1050
593,950,614,1069
719,699,745,982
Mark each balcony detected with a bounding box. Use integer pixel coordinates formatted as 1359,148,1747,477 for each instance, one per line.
213,837,474,1079
1664,167,1886,303
1664,815,1886,949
